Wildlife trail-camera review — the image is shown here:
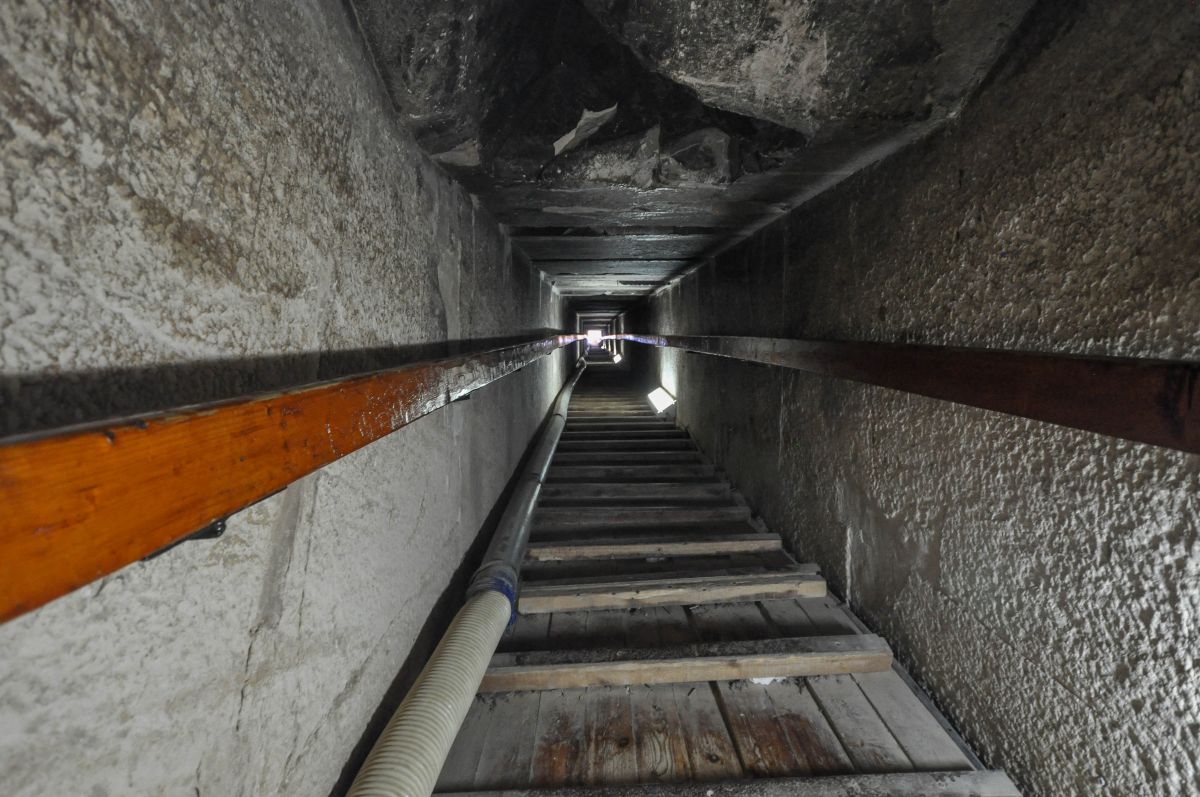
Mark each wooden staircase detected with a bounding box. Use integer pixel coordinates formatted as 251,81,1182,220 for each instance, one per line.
435,380,1021,796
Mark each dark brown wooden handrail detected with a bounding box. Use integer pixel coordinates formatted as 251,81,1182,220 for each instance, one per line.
0,335,583,622
616,334,1199,455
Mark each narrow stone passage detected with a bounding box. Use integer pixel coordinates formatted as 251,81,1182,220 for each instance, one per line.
434,373,1019,795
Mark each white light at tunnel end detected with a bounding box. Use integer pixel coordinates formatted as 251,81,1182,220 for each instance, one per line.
585,329,603,346
648,387,675,413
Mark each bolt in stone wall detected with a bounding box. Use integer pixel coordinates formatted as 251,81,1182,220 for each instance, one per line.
0,1,564,794
642,2,1199,794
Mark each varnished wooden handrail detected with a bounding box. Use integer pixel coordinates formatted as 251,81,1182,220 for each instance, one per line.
0,335,583,622
616,334,1199,455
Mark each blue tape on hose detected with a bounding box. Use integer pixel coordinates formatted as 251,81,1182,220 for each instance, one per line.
488,574,518,626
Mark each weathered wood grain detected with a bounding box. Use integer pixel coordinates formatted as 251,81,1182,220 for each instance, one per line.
439,770,1023,796
481,635,891,691
518,571,826,613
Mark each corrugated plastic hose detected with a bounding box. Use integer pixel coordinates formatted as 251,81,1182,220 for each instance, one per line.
346,357,586,797
346,589,510,797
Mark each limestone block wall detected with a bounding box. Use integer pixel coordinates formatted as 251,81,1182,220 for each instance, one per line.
0,1,563,794
642,3,1199,794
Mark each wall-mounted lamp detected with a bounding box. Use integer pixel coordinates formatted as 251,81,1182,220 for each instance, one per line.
647,387,676,413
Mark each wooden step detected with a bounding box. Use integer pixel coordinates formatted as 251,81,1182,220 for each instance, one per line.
518,570,826,613
559,429,687,441
562,426,678,435
480,634,892,691
557,438,695,452
570,401,649,408
551,451,703,464
534,505,750,531
525,533,782,562
522,550,797,582
438,771,1022,797
530,523,765,543
545,464,715,481
539,482,730,502
525,559,816,590
566,418,675,428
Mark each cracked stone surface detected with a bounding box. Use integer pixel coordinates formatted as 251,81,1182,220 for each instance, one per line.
582,0,1032,139
642,2,1200,794
0,0,563,794
350,0,1030,300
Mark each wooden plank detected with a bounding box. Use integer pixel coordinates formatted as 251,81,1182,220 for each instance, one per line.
715,680,805,777
556,439,695,451
550,452,701,465
534,506,750,531
569,399,650,404
481,635,892,691
526,562,815,591
438,769,1023,796
529,525,767,545
623,607,663,648
807,674,913,773
571,398,649,404
765,678,855,775
688,600,775,643
853,670,974,771
584,609,629,648
673,683,744,781
583,686,638,785
528,689,588,788
558,430,687,440
519,572,826,613
623,607,724,794
537,482,731,502
545,610,591,651
652,605,695,645
545,464,715,482
436,695,495,791
0,334,581,622
630,684,693,782
564,419,676,429
499,612,553,654
759,598,822,636
525,535,781,563
471,692,543,790
798,597,861,635
615,333,1200,455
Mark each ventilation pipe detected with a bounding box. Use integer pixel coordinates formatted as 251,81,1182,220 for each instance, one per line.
347,358,587,797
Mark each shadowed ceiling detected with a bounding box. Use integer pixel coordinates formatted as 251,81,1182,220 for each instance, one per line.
350,0,1031,306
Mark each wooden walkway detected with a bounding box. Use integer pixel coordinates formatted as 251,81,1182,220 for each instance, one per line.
436,380,1020,796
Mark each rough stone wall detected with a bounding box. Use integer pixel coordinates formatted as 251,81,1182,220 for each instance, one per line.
0,1,562,795
644,3,1199,795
